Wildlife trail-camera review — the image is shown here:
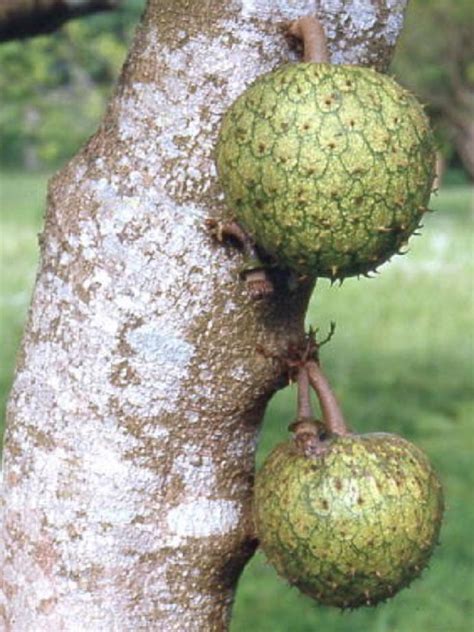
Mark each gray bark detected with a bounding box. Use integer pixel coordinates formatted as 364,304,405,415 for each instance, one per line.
0,1,408,630
0,0,120,42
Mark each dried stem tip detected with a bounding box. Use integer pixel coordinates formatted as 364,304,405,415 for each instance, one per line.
244,269,274,299
288,16,330,63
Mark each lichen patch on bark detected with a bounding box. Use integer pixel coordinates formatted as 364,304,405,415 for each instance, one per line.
167,499,241,539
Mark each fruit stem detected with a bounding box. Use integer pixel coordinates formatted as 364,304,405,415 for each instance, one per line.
288,16,330,63
296,364,313,421
306,360,349,435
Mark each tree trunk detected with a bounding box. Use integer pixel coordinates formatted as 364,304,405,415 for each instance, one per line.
450,114,474,180
0,1,407,629
0,0,119,42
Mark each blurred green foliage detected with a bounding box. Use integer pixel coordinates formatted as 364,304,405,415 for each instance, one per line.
394,0,474,99
393,0,474,176
0,0,472,176
0,0,143,168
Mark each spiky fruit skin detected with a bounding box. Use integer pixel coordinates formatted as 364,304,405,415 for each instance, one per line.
216,63,436,279
254,432,443,608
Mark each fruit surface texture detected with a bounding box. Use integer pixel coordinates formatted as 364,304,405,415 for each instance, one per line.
254,432,444,608
216,63,436,278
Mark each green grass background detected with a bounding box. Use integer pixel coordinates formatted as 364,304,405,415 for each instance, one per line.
0,173,473,631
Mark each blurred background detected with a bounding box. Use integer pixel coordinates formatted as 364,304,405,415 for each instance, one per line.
0,0,473,630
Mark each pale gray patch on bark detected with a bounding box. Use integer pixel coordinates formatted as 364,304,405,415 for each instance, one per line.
0,1,408,630
313,0,407,68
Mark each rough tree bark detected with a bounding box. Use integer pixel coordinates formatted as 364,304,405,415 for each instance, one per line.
0,0,120,42
445,97,474,180
0,1,407,630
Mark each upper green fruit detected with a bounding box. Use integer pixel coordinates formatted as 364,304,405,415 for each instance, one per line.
216,63,436,279
253,431,444,608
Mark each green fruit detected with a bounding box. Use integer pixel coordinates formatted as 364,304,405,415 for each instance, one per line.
253,430,444,608
216,63,436,279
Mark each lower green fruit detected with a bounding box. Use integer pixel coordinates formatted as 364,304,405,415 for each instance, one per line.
254,431,443,608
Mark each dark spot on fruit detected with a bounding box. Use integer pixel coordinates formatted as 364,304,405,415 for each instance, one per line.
303,123,310,130
357,496,364,505
335,479,342,491
325,99,332,106
394,117,399,123
297,87,303,94
322,500,329,510
328,142,336,149
258,143,266,153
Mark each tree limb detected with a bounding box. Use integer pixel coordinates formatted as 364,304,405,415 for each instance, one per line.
0,0,120,42
0,1,408,629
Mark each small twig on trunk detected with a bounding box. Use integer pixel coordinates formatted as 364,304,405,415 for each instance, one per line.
205,219,274,298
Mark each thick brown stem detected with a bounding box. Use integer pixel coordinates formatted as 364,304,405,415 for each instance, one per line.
288,16,330,63
306,360,349,435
